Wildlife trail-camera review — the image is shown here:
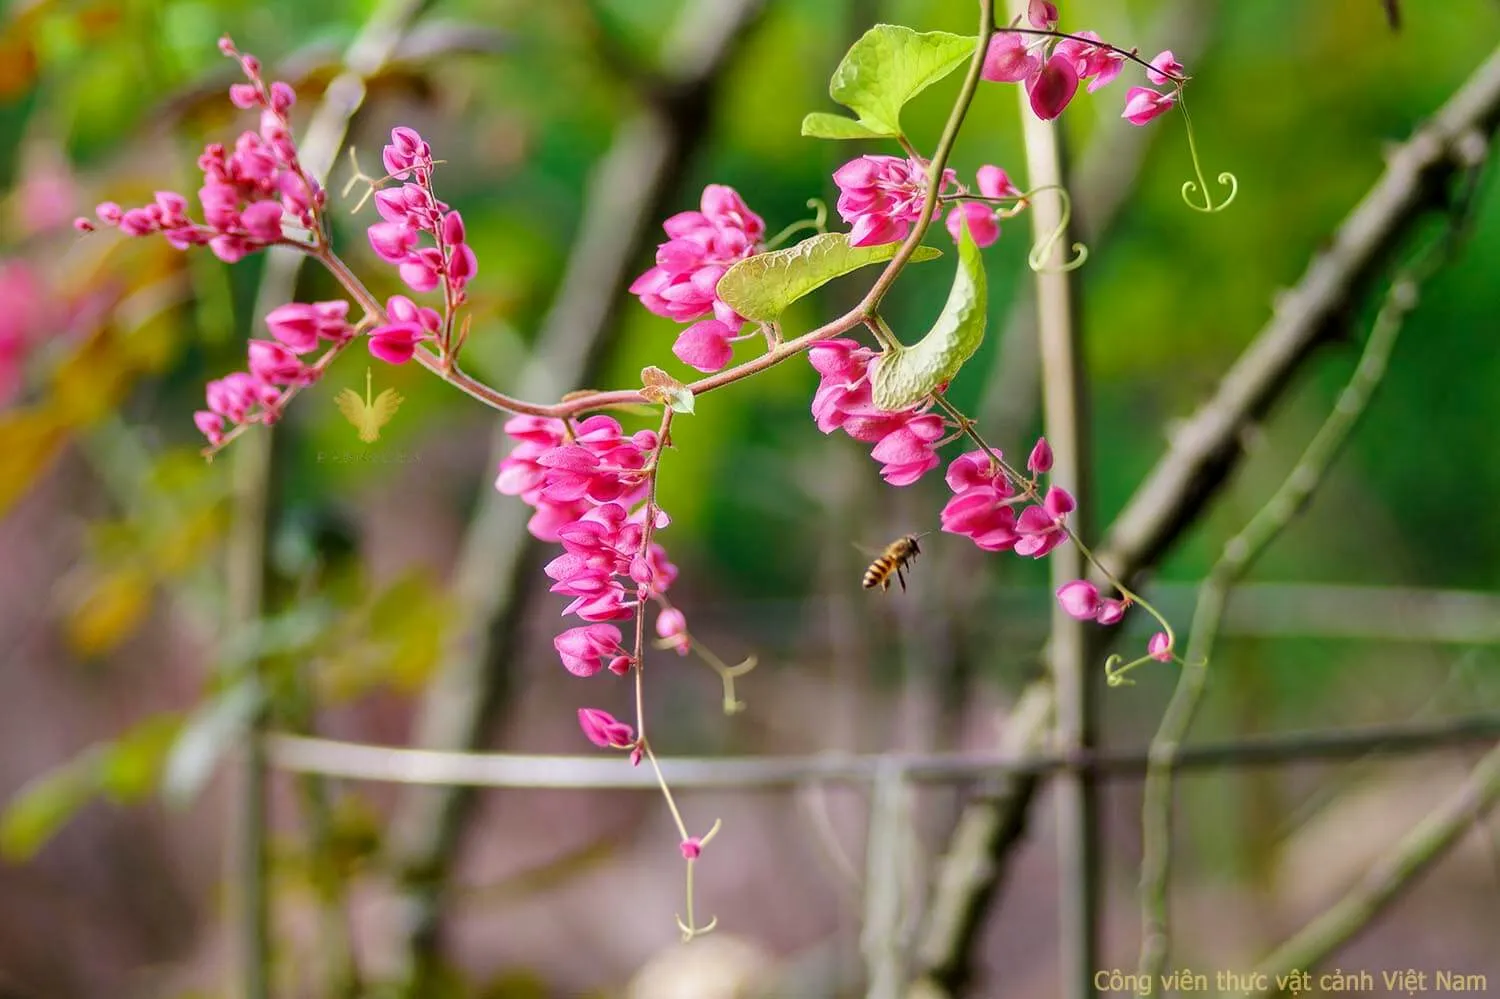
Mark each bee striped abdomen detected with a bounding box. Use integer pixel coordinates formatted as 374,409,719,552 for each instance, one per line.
863,534,922,592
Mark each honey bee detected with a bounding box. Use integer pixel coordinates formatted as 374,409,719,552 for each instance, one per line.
862,533,927,592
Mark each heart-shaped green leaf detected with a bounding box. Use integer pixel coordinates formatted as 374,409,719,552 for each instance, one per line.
717,233,941,324
870,216,987,410
808,25,977,139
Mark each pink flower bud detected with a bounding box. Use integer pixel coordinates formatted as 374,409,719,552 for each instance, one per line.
209,234,251,263
264,302,321,353
398,249,443,293
680,837,703,860
95,201,123,224
119,208,156,235
240,54,260,76
247,340,310,385
577,707,635,749
607,655,633,676
1028,54,1079,121
557,624,626,678
1028,437,1053,474
945,202,1000,248
1027,0,1059,29
447,243,477,285
441,211,465,245
228,83,260,109
672,319,734,373
240,200,285,241
269,82,296,114
1147,50,1185,86
655,607,689,656
367,321,429,365
982,32,1038,84
1121,86,1177,126
367,221,417,263
1095,598,1128,626
218,35,237,56
1057,580,1100,621
194,410,225,444
1148,632,1173,662
73,217,95,232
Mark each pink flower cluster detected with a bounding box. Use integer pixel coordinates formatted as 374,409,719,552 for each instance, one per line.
194,300,354,445
78,38,319,262
363,127,478,308
630,185,765,374
1055,580,1174,663
834,156,1022,250
981,3,1182,126
494,414,684,681
939,441,1074,557
808,338,949,486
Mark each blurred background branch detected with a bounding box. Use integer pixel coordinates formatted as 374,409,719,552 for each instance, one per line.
908,40,1500,999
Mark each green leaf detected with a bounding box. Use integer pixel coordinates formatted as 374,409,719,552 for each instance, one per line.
800,112,889,141
1,755,101,861
870,216,988,411
717,233,942,324
640,367,695,414
813,25,977,138
162,680,265,808
98,715,182,802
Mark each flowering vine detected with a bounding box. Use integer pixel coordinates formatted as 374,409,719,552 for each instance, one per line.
80,1,1224,937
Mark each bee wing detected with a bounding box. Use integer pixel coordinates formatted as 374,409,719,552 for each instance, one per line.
852,541,884,558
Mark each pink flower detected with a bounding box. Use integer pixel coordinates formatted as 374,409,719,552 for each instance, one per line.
977,165,1022,201
1028,437,1053,474
945,202,1000,248
367,321,429,365
194,410,225,445
834,155,957,247
680,837,704,860
247,340,311,385
806,338,943,486
941,489,1020,551
1147,50,1185,86
982,32,1040,83
1055,31,1125,93
672,319,735,372
1027,0,1059,29
1014,486,1075,558
1147,632,1173,662
578,707,635,748
1096,598,1128,626
1028,54,1079,120
630,184,763,331
264,302,322,354
368,221,417,262
556,625,627,678
656,607,689,655
1122,86,1177,126
1057,580,1100,621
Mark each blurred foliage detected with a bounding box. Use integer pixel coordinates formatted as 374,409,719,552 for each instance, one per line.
3,0,1500,992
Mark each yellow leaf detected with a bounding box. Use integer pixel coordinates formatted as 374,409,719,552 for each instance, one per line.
65,566,153,657
0,406,66,517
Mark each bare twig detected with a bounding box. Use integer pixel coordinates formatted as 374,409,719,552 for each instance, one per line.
1250,739,1500,995
907,43,1500,995
264,712,1500,789
381,1,769,989
1002,1,1096,996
